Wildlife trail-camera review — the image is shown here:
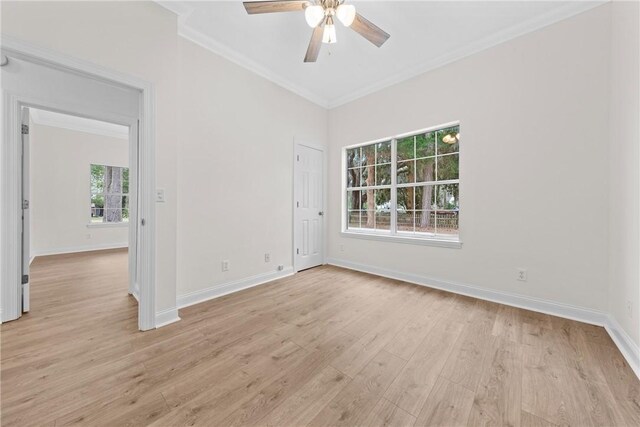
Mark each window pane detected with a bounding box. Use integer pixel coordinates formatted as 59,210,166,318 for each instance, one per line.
104,208,123,223
437,126,460,155
348,211,360,229
416,132,436,158
105,166,123,194
122,196,129,209
91,165,105,193
435,211,458,235
347,168,361,188
361,165,374,186
376,164,391,186
397,186,415,211
397,160,415,184
375,189,391,231
347,190,361,210
397,136,415,161
397,210,415,232
361,189,371,210
416,158,436,183
359,189,375,229
90,207,104,222
415,185,435,211
362,144,375,167
376,141,391,164
346,148,361,169
415,211,436,234
435,184,459,211
437,154,459,181
122,168,130,194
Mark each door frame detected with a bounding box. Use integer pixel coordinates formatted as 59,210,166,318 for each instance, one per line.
292,139,327,272
1,36,157,331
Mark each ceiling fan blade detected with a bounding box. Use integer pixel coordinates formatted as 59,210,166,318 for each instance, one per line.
304,25,324,63
351,13,390,48
243,1,309,14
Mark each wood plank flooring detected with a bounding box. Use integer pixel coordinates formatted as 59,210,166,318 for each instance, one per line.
2,249,639,426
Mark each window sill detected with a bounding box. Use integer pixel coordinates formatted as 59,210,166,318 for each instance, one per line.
87,222,129,229
341,231,462,249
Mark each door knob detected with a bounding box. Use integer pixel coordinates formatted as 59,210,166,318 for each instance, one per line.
318,211,324,216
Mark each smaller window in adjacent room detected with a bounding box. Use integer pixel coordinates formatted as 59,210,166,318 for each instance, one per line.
344,122,460,245
90,164,129,224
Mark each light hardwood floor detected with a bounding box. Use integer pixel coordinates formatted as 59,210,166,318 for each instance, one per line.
1,249,639,426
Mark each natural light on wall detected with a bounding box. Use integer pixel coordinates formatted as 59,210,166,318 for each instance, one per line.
343,123,460,245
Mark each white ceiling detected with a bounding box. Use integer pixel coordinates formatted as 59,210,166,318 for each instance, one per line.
30,109,129,140
159,1,604,108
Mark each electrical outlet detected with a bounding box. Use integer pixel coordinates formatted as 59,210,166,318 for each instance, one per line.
277,265,284,271
517,268,527,282
627,300,633,318
264,253,270,263
221,260,229,272
340,244,344,252
86,233,92,240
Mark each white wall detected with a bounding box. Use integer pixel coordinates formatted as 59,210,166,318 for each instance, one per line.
1,0,179,313
608,0,640,348
176,38,328,299
30,123,128,257
328,5,612,312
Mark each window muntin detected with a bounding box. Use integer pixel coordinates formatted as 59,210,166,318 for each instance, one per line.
344,123,459,240
90,164,129,224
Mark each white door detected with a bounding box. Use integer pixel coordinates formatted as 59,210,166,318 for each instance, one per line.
21,107,30,313
294,144,324,271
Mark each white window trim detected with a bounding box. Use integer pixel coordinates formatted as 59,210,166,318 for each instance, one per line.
86,222,129,229
341,121,462,248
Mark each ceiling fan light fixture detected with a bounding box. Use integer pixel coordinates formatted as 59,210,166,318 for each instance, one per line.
322,16,337,44
305,5,325,28
336,4,356,27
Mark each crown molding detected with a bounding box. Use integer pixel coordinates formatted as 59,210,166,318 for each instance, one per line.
177,24,330,108
30,108,129,140
156,1,606,110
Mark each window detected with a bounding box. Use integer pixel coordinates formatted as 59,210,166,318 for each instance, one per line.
90,164,129,224
344,123,460,245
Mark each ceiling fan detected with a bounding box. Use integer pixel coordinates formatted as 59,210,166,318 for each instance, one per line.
243,0,390,62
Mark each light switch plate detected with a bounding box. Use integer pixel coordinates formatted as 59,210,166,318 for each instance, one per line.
156,188,165,203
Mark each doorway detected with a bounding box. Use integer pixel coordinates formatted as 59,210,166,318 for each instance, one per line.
1,42,156,330
293,143,325,271
21,107,137,316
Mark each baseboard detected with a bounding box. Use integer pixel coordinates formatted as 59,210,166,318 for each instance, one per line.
155,307,180,328
327,258,607,325
604,314,640,379
326,257,639,380
177,267,295,309
32,242,128,257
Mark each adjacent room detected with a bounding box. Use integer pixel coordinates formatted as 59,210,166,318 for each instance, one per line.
1,1,638,426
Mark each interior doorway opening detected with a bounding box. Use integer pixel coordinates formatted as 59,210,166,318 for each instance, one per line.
21,107,137,319
1,44,156,330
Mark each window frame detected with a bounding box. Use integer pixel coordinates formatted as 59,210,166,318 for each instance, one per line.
89,163,130,227
341,121,462,249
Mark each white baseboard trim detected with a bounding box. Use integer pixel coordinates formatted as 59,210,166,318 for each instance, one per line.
177,267,295,309
155,307,181,328
327,257,639,380
327,258,607,325
604,314,640,379
32,242,128,258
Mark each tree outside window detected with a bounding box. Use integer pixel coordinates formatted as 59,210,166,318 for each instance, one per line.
90,164,129,223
